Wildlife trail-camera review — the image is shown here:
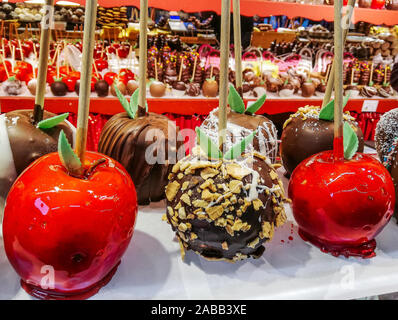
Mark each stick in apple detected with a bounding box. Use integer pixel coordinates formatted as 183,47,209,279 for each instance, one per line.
178,57,184,82
218,0,231,154
75,0,98,167
138,0,148,117
333,0,344,162
33,0,54,124
233,0,243,97
191,55,197,82
322,0,356,107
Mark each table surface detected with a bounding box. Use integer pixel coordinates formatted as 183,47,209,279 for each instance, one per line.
2,147,398,300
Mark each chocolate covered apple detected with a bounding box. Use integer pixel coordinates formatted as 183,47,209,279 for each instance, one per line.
2,133,137,299
50,79,68,97
375,108,398,218
164,131,288,261
202,77,218,97
281,104,364,176
149,80,166,97
94,79,109,97
201,85,278,163
98,88,182,205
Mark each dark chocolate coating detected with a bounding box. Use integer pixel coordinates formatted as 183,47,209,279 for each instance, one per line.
165,154,287,261
98,112,182,205
281,112,365,176
5,109,74,175
94,80,109,97
50,81,68,97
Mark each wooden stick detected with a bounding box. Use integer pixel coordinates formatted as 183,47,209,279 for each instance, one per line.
191,55,198,82
219,0,231,154
18,40,24,61
322,0,356,108
154,57,158,81
34,0,54,124
350,67,354,84
138,0,148,115
1,53,9,78
369,63,374,85
178,57,184,82
334,0,344,162
75,0,98,165
233,0,243,96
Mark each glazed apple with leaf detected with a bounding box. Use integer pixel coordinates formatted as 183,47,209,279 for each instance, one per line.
3,129,138,299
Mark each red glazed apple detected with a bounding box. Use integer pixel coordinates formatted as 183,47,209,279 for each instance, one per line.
289,150,395,258
2,151,138,299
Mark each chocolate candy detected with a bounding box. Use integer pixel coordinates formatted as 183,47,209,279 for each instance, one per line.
94,80,109,97
98,112,182,205
281,106,364,176
50,80,68,97
164,151,288,262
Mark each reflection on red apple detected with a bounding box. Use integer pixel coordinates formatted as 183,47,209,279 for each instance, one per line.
3,151,138,299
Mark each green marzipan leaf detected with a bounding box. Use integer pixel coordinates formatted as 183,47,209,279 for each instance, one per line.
343,121,359,160
196,127,222,159
114,84,134,119
319,94,350,121
228,84,245,114
58,130,82,174
38,113,69,130
245,94,266,115
224,130,257,160
130,88,139,118
131,88,148,114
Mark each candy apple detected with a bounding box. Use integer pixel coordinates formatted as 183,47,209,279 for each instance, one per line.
104,72,117,86
118,68,135,85
3,150,137,299
117,44,130,59
371,0,386,8
289,150,395,258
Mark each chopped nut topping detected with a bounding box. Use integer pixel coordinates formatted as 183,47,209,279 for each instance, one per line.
187,214,195,220
276,210,287,227
166,181,180,201
222,241,229,250
181,181,190,191
206,205,224,220
262,222,273,238
248,237,260,248
200,167,219,180
180,193,191,206
193,199,209,208
226,163,251,180
190,233,198,240
269,170,278,180
175,202,182,210
226,224,234,236
167,206,174,217
178,223,188,232
253,199,264,211
229,180,242,194
178,207,187,219
177,173,184,180
172,163,180,173
162,214,168,221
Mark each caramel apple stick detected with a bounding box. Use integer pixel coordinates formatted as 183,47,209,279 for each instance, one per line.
350,67,354,85
210,65,213,79
191,55,198,82
138,0,148,116
18,40,24,61
322,0,356,108
75,0,98,165
1,53,9,78
178,57,184,82
334,0,344,161
219,0,231,154
369,63,374,86
233,0,243,96
33,0,54,124
154,57,158,81
384,65,388,84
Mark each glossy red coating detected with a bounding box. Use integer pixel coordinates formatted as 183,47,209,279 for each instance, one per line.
289,150,395,258
2,151,138,299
